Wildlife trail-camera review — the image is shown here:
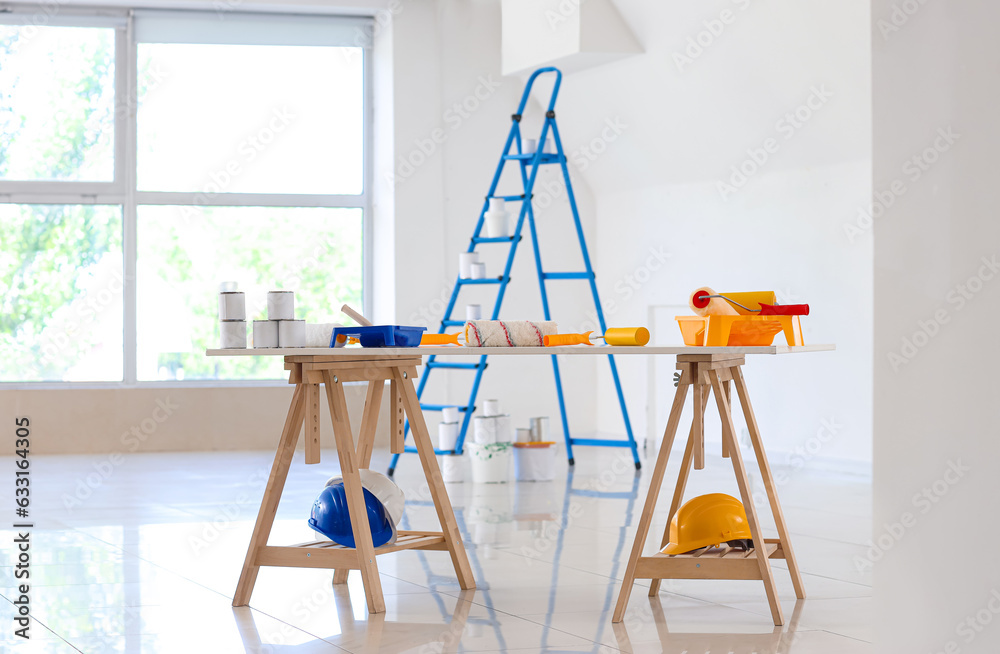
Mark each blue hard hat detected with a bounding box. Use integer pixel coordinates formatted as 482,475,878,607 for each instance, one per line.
308,482,394,548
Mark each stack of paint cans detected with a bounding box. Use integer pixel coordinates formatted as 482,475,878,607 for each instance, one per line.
219,284,247,349
468,399,513,483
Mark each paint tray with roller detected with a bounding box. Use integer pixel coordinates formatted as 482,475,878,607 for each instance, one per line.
330,325,427,348
676,288,807,347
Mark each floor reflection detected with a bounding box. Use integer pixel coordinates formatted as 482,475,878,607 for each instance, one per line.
235,584,475,653
612,598,806,654
5,449,871,652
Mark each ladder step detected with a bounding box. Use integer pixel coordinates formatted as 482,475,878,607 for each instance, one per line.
569,437,634,448
542,272,595,280
420,403,473,412
489,194,527,202
472,235,520,244
404,446,458,455
457,277,505,285
503,153,563,164
425,361,485,371
441,319,466,327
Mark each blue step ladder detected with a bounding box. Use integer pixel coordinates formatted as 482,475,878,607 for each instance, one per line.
388,67,640,476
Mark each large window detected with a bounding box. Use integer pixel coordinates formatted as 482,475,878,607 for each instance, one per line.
0,9,372,383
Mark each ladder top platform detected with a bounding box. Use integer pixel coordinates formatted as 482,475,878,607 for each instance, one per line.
207,344,834,357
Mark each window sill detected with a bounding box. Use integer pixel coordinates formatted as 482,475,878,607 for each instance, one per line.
0,380,290,390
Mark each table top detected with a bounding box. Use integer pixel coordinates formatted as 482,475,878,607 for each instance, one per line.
206,344,834,357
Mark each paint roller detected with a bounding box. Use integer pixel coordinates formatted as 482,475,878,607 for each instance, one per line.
690,287,739,316
420,321,558,346
543,327,650,347
690,288,809,316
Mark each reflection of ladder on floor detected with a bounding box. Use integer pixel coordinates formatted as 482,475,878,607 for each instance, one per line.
541,464,640,651
389,66,640,476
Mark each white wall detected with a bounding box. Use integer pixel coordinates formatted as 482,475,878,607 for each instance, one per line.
515,0,873,467
872,1,1000,651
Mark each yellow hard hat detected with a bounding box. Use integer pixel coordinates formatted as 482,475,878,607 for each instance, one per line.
660,493,752,555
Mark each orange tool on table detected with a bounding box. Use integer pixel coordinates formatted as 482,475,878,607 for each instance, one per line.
543,327,649,347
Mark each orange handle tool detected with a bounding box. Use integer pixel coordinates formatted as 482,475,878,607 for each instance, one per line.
544,327,650,347
420,333,462,346
544,332,595,346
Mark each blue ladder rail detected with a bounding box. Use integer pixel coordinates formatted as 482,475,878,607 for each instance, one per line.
388,67,641,475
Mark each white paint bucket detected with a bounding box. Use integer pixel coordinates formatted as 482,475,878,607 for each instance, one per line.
467,442,511,483
514,442,556,482
485,208,510,238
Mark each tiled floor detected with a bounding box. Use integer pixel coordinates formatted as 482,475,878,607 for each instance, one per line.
0,446,871,652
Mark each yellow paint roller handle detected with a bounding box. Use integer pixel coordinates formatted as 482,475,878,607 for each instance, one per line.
420,333,461,346
603,327,649,346
544,332,594,346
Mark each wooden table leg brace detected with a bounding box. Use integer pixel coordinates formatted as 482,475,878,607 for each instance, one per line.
613,354,805,625
232,355,475,612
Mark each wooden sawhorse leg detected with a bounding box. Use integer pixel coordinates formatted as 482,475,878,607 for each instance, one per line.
333,379,385,586
233,384,308,607
392,365,476,590
613,354,804,625
648,385,709,597
232,355,474,613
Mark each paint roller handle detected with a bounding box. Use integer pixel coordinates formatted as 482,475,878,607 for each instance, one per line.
544,332,594,346
341,304,372,326
420,333,462,346
758,303,810,316
603,327,650,346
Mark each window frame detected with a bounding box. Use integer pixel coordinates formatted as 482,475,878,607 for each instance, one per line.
0,6,374,388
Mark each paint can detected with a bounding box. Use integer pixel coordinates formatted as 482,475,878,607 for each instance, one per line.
277,319,305,347
220,320,247,349
218,291,246,321
252,320,278,348
267,291,295,320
